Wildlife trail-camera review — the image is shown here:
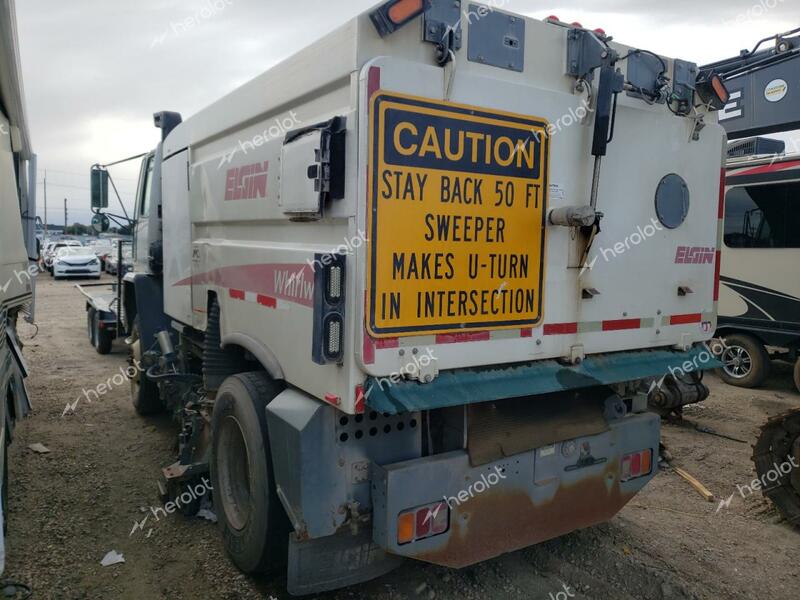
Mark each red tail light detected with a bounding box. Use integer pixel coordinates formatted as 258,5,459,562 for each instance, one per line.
397,501,449,545
621,449,653,482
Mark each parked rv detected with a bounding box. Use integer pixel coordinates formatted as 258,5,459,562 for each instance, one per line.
718,142,800,390
0,0,36,576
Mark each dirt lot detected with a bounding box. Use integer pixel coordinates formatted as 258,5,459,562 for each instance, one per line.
4,275,799,599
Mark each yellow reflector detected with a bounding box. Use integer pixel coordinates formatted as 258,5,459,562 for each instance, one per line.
397,512,415,544
388,0,424,24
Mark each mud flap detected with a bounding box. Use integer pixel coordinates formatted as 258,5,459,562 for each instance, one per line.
287,527,402,596
6,329,31,423
128,274,172,350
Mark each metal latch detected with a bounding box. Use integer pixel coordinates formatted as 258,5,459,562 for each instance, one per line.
566,28,618,82
398,347,439,384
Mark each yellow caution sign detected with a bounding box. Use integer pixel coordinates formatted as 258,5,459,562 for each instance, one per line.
367,92,549,338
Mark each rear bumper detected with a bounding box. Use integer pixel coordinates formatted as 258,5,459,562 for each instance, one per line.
372,412,659,568
366,346,720,415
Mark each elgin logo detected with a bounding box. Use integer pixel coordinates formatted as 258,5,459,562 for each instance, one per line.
675,246,715,265
225,161,268,201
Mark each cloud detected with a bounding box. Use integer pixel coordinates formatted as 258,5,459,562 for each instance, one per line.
14,0,800,224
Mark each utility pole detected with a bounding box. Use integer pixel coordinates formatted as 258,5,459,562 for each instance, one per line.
64,198,68,233
43,169,47,237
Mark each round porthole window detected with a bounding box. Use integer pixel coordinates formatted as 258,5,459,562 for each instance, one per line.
654,174,690,230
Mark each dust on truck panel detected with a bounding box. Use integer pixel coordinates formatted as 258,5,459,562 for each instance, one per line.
367,92,549,337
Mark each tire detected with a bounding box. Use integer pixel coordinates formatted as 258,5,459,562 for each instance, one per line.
87,308,97,347
794,358,800,394
94,311,113,355
2,431,8,535
719,333,770,388
211,372,290,575
129,318,162,415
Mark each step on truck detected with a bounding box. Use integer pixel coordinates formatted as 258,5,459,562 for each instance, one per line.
0,0,36,576
91,1,730,593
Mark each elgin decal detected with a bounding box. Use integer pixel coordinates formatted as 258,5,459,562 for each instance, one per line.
366,92,550,338
675,246,715,265
225,161,269,201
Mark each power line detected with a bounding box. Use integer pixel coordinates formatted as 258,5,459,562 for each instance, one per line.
35,181,136,193
36,168,138,182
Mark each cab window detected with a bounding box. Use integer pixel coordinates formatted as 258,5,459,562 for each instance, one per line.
725,182,800,248
140,156,155,217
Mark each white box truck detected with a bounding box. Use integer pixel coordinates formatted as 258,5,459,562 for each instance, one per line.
0,0,36,576
88,1,730,593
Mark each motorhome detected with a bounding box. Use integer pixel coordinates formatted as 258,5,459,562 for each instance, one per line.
718,141,800,389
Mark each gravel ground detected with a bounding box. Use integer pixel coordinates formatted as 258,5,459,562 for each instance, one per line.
4,275,799,599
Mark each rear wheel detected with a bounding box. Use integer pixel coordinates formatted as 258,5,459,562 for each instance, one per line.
87,308,97,347
2,428,8,535
719,333,770,388
129,318,162,415
93,311,113,355
211,372,290,575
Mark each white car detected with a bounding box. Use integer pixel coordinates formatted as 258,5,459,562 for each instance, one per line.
44,240,83,273
52,246,101,280
90,240,115,270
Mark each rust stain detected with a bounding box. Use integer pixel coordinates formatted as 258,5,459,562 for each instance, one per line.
416,465,633,568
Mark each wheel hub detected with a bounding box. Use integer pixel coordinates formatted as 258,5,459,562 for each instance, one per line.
722,345,752,379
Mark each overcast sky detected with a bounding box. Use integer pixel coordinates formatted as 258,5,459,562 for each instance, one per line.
14,0,800,226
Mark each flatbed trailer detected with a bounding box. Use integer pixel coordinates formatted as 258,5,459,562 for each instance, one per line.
77,240,133,355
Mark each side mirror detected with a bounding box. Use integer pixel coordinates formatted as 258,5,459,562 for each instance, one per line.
91,213,110,234
91,166,109,209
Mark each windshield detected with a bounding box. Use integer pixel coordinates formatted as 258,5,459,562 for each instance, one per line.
111,248,133,260
56,247,91,258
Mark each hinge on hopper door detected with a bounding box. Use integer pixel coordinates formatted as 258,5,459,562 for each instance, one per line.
368,1,462,66
424,0,463,66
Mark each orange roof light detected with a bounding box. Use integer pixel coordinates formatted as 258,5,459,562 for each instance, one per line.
388,0,424,25
371,0,426,37
711,75,730,105
696,70,731,111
